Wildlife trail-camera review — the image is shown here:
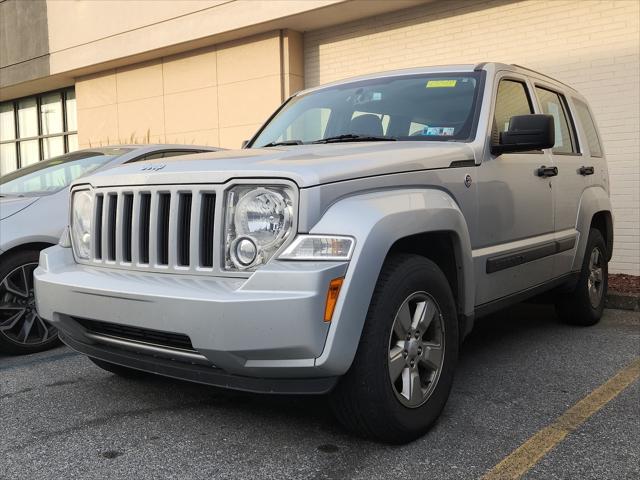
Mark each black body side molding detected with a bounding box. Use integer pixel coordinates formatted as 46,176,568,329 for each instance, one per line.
486,237,576,274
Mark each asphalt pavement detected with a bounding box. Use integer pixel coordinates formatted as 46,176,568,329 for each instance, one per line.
1,305,638,480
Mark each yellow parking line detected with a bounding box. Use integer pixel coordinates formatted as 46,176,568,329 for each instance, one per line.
482,357,640,480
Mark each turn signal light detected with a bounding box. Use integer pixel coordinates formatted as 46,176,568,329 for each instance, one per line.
324,277,344,322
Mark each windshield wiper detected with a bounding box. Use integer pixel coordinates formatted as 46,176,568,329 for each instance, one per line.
261,140,304,147
312,134,396,144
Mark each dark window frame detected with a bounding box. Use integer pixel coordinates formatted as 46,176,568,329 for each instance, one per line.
0,87,77,171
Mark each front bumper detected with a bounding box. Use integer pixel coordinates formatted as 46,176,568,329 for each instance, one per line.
35,246,348,390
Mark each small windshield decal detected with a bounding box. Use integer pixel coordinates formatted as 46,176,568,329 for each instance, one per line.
422,127,455,136
426,79,457,88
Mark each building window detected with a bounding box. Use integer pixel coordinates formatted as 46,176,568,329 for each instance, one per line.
0,88,78,175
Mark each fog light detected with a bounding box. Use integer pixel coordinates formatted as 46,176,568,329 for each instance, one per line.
233,236,258,267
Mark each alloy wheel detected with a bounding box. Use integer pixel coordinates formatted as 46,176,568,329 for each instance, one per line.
587,247,605,308
0,262,56,345
387,291,445,408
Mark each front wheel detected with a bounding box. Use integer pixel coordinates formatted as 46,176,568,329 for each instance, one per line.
0,249,60,354
555,228,608,326
330,254,458,444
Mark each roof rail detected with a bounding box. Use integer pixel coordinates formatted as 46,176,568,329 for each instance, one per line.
511,64,575,91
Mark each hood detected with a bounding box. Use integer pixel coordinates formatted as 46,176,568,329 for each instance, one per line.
79,142,476,188
0,196,40,220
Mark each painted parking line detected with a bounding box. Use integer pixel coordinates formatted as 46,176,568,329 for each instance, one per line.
482,357,640,480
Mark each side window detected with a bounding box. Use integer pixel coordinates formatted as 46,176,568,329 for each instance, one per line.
535,87,577,154
160,150,203,158
127,150,203,162
493,80,533,139
574,99,603,157
139,152,164,161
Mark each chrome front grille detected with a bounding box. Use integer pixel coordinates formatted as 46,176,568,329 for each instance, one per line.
88,186,220,274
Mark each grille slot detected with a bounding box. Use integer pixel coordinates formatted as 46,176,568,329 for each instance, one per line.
122,193,134,262
139,193,151,264
94,194,104,259
157,193,171,265
177,193,192,266
200,193,216,267
74,317,195,352
107,194,118,261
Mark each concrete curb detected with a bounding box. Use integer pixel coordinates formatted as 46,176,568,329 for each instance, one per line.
605,291,640,312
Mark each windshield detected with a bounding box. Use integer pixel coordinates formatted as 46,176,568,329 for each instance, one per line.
250,72,483,147
0,148,131,196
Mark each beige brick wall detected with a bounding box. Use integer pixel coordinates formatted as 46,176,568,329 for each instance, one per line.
304,0,640,275
76,30,303,151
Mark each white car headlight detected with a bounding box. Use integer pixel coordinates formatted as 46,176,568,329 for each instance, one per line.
224,185,294,270
71,190,93,259
279,235,355,261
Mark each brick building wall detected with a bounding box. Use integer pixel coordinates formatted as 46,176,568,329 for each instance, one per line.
304,0,640,275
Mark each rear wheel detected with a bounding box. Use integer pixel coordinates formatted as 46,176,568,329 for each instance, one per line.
89,357,150,378
0,249,60,354
555,228,608,326
330,254,458,444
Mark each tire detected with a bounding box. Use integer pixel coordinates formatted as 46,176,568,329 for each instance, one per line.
89,357,150,378
330,253,459,444
555,228,608,326
0,249,61,355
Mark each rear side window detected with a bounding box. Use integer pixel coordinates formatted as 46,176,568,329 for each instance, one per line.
535,87,577,154
574,100,603,157
493,80,533,139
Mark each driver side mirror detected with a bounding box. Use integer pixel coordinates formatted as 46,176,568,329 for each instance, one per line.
491,114,555,155
241,140,249,148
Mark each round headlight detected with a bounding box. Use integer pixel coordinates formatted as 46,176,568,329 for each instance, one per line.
233,188,292,248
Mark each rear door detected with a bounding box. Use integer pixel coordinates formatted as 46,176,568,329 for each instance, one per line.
532,85,584,277
474,74,555,305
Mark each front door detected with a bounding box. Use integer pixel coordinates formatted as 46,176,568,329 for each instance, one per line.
474,75,555,305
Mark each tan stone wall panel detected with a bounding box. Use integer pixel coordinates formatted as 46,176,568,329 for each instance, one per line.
163,47,217,95
116,60,164,103
77,104,118,148
165,129,219,147
75,71,117,109
117,97,165,143
217,32,280,85
164,87,219,135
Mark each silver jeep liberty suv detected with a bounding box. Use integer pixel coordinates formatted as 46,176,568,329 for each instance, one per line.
35,63,613,444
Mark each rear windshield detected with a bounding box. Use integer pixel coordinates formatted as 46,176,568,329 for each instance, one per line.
250,72,483,147
0,148,130,196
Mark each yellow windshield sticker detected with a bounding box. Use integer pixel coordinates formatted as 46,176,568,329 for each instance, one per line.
426,80,457,88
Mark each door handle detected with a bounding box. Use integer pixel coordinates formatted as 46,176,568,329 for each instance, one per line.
579,165,595,176
536,165,558,177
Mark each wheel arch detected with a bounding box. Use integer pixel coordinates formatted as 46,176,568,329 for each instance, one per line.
310,187,474,375
0,241,56,264
573,187,613,271
590,210,613,261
